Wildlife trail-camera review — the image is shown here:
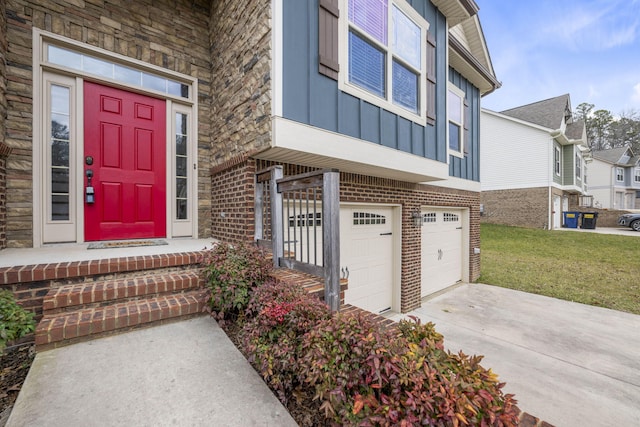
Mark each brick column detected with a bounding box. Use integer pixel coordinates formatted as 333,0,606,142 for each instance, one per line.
0,0,8,249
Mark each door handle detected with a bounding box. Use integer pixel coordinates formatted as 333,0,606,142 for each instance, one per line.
380,232,392,236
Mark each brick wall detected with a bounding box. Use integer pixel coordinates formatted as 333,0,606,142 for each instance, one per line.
210,156,257,245
481,187,549,229
0,0,7,249
4,0,213,247
213,158,481,313
209,0,271,165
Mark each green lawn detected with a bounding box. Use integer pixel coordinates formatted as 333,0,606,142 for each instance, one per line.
479,224,640,315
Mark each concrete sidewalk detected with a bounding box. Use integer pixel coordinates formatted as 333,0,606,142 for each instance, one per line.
390,284,640,427
6,317,296,427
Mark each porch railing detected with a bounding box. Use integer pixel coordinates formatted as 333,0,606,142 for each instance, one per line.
255,166,340,311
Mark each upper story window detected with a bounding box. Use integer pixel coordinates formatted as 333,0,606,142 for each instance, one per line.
575,153,581,179
448,84,465,156
554,147,561,176
616,167,624,182
635,167,640,183
341,0,428,124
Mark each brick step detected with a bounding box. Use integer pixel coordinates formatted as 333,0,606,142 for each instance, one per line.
35,289,207,350
42,271,203,314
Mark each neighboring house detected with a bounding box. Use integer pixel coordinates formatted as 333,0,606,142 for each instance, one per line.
589,147,640,210
480,94,590,229
0,0,498,314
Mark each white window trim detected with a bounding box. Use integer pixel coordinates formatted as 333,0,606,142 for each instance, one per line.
634,167,640,183
447,83,465,159
616,167,624,182
338,0,429,125
170,103,198,238
575,153,581,180
33,29,198,246
554,146,561,177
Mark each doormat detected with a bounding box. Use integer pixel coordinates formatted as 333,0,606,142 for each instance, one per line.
87,239,169,250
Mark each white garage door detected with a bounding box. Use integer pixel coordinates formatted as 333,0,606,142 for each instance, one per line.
421,208,463,298
341,206,395,314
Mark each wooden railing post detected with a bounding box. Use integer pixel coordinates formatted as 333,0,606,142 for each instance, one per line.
270,166,284,269
322,171,340,312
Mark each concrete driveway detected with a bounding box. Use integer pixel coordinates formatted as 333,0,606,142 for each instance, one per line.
389,284,640,427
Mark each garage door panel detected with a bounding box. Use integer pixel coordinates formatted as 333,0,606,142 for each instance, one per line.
421,209,464,298
341,206,394,314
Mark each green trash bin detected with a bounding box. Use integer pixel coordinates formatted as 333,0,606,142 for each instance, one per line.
580,212,598,229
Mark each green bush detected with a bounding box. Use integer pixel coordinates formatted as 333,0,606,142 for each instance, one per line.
242,279,331,402
201,242,272,320
209,245,518,426
0,289,36,354
298,313,518,426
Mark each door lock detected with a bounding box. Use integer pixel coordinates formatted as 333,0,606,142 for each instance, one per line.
85,169,95,204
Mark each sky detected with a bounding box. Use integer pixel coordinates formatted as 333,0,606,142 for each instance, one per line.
475,0,640,116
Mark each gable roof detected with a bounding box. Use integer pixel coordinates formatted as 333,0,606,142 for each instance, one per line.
500,94,571,130
448,15,500,95
592,147,634,165
566,120,585,140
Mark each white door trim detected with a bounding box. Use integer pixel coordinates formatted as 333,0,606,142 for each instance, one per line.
33,29,198,245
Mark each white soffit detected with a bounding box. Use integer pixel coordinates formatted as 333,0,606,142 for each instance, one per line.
261,117,450,183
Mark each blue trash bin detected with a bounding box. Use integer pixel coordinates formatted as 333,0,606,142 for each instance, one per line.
563,211,580,228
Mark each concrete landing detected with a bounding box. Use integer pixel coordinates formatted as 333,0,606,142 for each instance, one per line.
7,317,296,427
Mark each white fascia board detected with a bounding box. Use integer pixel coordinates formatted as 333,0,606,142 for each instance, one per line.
427,176,480,192
269,117,450,183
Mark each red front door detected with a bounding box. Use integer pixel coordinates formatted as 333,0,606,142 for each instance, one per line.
84,82,166,241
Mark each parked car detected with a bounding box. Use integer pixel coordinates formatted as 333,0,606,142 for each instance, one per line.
618,213,640,231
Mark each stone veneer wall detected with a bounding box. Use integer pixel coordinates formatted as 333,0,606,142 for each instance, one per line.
208,0,271,244
481,187,549,229
0,0,7,249
4,0,212,247
208,0,271,165
212,158,481,313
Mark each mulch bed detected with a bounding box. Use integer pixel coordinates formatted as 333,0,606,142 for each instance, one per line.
0,343,35,423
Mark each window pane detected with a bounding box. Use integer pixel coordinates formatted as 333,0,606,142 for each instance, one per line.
51,140,69,167
114,65,142,86
349,31,386,98
51,85,70,114
392,60,418,112
176,113,187,135
176,199,187,220
176,135,187,156
52,194,69,221
176,156,187,177
448,90,462,123
48,45,82,69
349,0,388,45
51,115,70,140
168,81,189,98
83,56,114,78
392,6,420,69
142,73,166,92
449,122,461,151
52,168,69,193
176,177,187,198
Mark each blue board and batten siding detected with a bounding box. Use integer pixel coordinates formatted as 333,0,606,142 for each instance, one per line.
282,0,481,182
449,68,481,181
